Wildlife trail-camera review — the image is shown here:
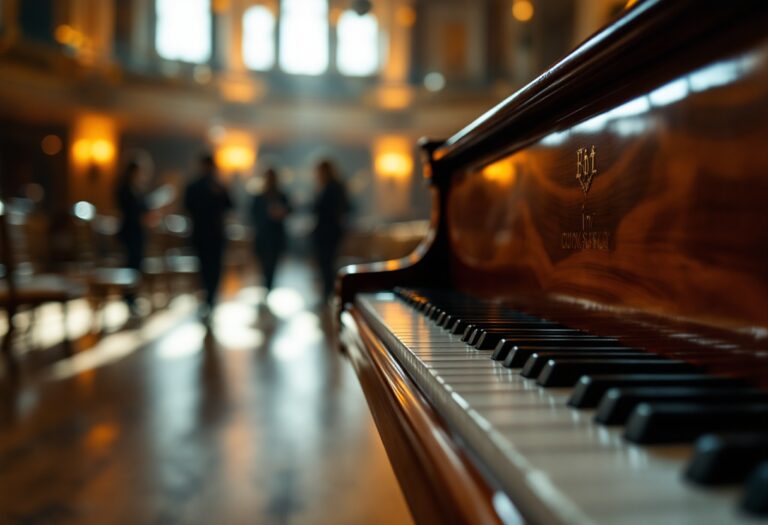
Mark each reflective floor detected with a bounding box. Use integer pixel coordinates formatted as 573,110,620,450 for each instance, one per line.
0,261,412,525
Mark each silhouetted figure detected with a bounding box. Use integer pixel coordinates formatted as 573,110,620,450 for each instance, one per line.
115,160,147,312
311,159,350,301
251,168,292,292
184,155,233,316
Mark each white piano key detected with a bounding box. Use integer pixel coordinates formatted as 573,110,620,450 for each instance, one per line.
358,295,762,525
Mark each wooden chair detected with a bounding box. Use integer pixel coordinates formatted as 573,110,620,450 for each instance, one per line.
142,213,200,305
68,201,141,331
0,199,86,369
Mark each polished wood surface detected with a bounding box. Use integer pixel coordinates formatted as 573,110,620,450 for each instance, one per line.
435,0,768,172
337,3,768,523
448,38,768,329
0,263,412,525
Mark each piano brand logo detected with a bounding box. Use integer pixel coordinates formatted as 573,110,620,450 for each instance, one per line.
576,145,597,195
561,144,611,251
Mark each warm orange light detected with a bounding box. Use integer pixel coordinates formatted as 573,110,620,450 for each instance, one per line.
211,0,231,13
216,145,255,172
482,159,516,185
219,78,263,103
85,423,118,450
72,138,115,165
512,0,534,22
90,139,115,164
212,129,258,175
330,6,343,26
373,136,414,180
54,25,73,44
41,134,63,156
71,115,117,170
377,85,413,110
55,24,86,48
73,139,92,164
625,0,639,8
395,6,417,27
376,152,412,179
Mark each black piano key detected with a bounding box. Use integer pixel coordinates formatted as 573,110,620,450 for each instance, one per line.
595,387,768,425
742,462,768,517
474,328,582,350
493,337,623,361
568,374,746,408
452,318,535,335
462,327,479,343
520,352,654,378
449,319,470,334
685,433,768,485
536,359,695,387
504,346,640,368
624,403,768,444
462,322,549,342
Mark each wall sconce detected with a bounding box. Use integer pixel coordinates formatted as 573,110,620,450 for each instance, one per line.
72,138,116,167
373,136,413,180
71,115,117,169
216,145,256,173
212,129,258,176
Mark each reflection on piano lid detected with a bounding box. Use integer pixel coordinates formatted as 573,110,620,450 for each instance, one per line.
337,1,768,524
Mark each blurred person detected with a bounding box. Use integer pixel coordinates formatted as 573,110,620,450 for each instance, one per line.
250,167,292,293
115,159,148,314
184,154,233,319
311,159,350,302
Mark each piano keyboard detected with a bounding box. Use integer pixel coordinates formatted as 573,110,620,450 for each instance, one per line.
356,290,768,525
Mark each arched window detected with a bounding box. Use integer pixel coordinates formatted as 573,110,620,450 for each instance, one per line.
279,0,328,75
155,0,211,63
337,10,378,76
243,5,275,71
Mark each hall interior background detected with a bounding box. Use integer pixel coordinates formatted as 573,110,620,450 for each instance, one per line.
0,1,630,524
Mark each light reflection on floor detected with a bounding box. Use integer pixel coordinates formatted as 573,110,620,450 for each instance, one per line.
0,261,413,525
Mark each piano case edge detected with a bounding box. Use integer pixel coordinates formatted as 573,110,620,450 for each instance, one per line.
340,306,509,525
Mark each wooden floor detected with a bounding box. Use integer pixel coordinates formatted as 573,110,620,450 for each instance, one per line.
0,261,412,525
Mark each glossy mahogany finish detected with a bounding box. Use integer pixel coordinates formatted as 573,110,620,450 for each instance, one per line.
338,2,768,523
448,41,768,329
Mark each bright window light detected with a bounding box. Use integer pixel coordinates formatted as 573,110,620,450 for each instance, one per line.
155,0,211,64
243,6,275,71
337,10,378,76
279,0,328,75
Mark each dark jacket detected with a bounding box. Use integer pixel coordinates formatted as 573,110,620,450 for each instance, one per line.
312,179,350,246
115,181,147,244
183,174,233,246
251,190,291,254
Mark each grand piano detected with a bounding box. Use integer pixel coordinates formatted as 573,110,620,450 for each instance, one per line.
337,1,768,524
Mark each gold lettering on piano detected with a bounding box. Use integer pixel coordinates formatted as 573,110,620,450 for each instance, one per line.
561,211,611,251
561,146,610,251
576,145,597,195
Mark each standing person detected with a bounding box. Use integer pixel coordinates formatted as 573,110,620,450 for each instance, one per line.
251,167,292,293
184,154,233,319
115,159,147,315
311,159,350,302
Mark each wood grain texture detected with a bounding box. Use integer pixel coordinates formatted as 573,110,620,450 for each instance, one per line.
337,4,768,522
447,40,768,331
